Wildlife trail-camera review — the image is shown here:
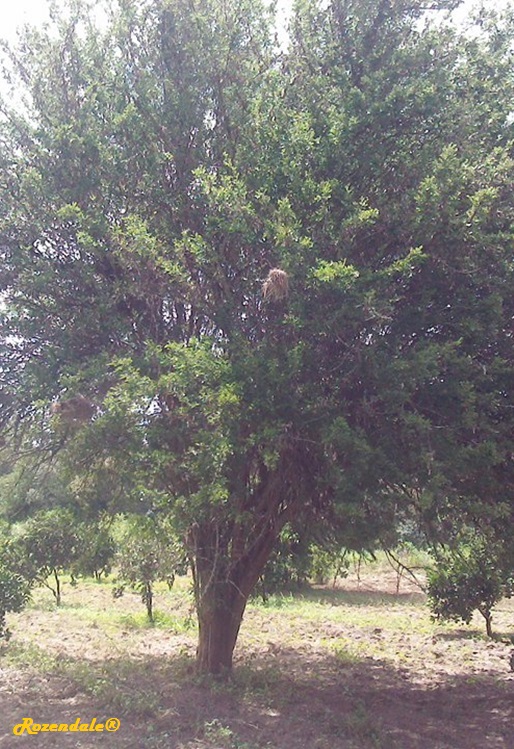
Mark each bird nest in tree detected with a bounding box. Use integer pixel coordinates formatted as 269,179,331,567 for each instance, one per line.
262,268,289,301
50,395,96,424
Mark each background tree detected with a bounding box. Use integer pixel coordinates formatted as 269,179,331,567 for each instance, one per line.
13,508,85,605
71,518,115,581
1,0,514,675
113,514,186,622
427,533,514,637
0,531,31,640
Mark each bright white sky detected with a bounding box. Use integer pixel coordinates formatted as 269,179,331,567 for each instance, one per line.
3,0,51,40
0,0,511,43
0,0,295,45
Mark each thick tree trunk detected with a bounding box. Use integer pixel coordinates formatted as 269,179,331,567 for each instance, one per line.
192,523,282,676
190,460,297,676
196,583,247,676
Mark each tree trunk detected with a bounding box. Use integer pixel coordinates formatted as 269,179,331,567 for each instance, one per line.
481,608,493,638
196,582,247,677
189,465,295,676
144,582,154,623
192,524,282,676
54,570,61,606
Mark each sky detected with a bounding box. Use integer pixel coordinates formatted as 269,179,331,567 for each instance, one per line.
3,0,51,40
1,0,511,44
0,0,294,47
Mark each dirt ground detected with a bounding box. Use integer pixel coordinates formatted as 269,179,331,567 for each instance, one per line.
0,563,513,749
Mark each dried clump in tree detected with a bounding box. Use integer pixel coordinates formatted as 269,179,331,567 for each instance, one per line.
50,395,96,424
262,268,289,301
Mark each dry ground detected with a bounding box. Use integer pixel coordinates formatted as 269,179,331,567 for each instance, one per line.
1,560,513,749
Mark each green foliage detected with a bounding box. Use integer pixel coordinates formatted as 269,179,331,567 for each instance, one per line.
427,535,514,636
255,529,312,600
72,520,116,581
256,530,356,596
113,514,187,622
12,508,85,605
309,545,352,587
0,537,31,640
2,0,514,671
0,457,77,523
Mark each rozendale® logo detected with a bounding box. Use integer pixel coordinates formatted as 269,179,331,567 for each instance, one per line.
13,717,121,735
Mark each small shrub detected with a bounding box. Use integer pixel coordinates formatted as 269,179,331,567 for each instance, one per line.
427,536,513,637
72,521,116,581
255,529,311,600
113,514,187,622
12,508,85,605
0,539,31,640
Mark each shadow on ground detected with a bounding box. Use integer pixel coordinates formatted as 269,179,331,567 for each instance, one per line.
294,585,427,607
1,644,512,749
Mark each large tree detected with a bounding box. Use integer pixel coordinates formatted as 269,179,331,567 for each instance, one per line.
2,0,514,674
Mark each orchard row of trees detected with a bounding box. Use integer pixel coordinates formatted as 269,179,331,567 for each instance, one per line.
0,509,188,634
0,499,511,642
2,0,514,673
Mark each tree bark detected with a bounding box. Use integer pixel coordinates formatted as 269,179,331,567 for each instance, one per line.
53,569,61,606
480,608,493,638
190,452,298,676
144,582,154,623
196,580,247,676
192,518,285,676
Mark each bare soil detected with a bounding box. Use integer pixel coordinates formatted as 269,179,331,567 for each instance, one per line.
0,563,513,749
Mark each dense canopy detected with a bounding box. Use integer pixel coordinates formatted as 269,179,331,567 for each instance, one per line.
2,0,514,673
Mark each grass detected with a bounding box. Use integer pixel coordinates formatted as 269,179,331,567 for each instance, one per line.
2,639,61,673
199,718,270,749
1,554,513,749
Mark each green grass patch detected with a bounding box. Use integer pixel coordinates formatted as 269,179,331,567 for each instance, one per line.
0,640,62,673
118,610,196,632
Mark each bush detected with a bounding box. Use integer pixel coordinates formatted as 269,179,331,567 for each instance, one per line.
255,531,353,600
113,514,187,622
72,521,116,581
255,530,312,600
0,539,31,640
427,536,513,637
13,508,85,605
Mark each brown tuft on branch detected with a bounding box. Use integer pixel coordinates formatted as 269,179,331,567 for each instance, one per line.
262,268,289,301
50,395,96,424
